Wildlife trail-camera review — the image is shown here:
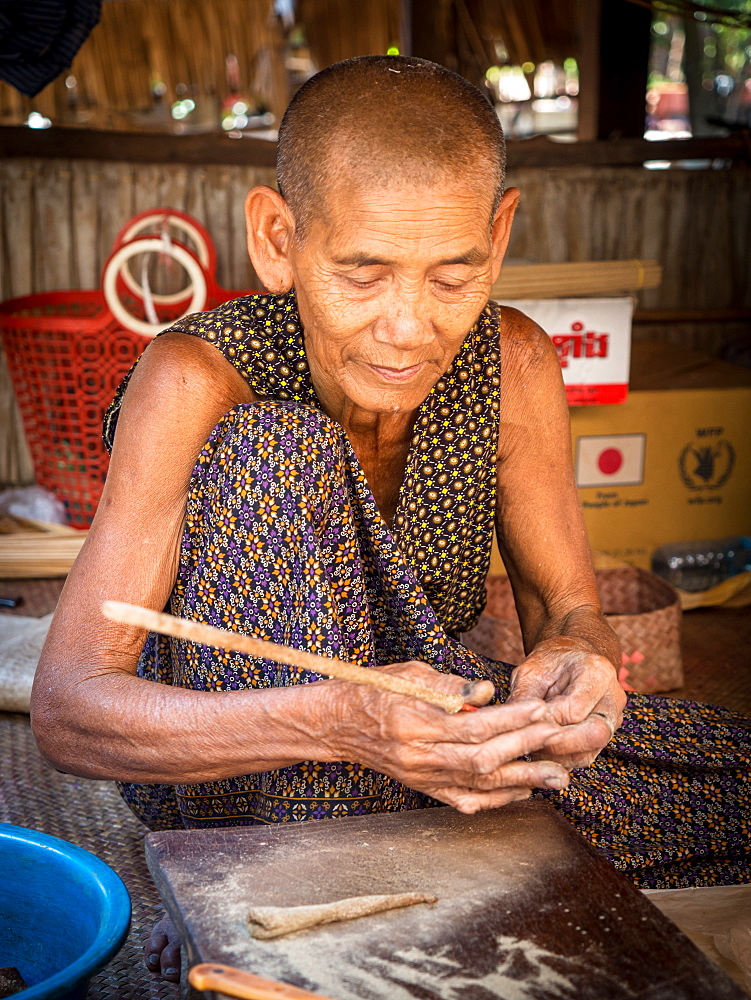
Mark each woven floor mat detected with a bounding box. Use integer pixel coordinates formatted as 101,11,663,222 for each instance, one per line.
0,711,180,1000
673,606,751,717
0,577,65,617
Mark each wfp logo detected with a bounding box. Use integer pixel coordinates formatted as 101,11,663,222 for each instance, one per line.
679,439,735,490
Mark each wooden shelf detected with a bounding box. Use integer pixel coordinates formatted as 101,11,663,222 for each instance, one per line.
1,125,748,169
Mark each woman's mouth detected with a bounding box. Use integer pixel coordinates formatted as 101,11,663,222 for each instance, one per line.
366,362,425,383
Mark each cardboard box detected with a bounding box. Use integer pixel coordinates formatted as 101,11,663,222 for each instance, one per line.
489,342,751,573
499,297,632,405
570,342,751,568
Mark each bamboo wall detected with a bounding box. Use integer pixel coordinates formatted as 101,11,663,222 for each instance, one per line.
0,161,275,299
1,158,749,486
299,0,403,69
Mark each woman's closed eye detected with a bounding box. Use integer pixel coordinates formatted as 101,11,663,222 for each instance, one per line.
430,268,479,292
347,275,383,288
340,267,388,290
432,277,470,291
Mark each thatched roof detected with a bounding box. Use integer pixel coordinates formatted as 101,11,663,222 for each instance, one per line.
0,0,581,131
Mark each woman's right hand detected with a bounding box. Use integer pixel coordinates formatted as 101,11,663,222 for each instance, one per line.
317,660,570,813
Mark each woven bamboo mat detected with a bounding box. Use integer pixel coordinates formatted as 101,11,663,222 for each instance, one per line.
0,710,180,1000
671,606,751,717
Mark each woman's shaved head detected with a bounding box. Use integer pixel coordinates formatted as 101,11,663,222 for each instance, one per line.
276,55,505,239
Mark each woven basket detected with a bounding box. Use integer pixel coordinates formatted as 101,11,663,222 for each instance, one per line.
464,568,683,693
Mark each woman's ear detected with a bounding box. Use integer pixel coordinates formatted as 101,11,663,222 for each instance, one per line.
244,186,296,293
489,187,520,285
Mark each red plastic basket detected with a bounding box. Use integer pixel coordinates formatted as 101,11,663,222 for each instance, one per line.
0,291,151,528
1,210,249,528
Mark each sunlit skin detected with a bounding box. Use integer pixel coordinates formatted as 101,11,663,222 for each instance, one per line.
290,181,506,422
249,174,518,520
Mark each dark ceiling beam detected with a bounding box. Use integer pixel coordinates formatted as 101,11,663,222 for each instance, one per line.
0,126,277,168
1,125,749,168
507,132,751,167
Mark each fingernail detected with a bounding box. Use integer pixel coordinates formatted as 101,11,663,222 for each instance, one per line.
147,955,159,966
461,681,477,697
529,704,547,721
165,968,178,977
544,774,568,789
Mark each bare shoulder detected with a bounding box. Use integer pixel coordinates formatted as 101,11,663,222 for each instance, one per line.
125,330,253,412
110,331,254,459
494,305,569,462
498,305,560,382
103,331,254,512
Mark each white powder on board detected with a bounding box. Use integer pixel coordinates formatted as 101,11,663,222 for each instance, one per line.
258,933,584,999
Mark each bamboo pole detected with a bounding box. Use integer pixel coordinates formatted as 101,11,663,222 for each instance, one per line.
0,532,86,577
492,259,662,300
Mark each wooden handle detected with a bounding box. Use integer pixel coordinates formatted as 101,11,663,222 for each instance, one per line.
188,963,339,1000
102,600,467,713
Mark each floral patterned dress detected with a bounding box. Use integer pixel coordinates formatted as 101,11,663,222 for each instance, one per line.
104,292,750,889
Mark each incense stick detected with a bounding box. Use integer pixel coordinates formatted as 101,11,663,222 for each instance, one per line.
102,601,467,714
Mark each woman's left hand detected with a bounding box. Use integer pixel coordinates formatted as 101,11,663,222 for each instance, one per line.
505,637,627,769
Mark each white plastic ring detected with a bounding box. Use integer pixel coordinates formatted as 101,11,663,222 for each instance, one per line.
103,238,207,338
118,214,211,305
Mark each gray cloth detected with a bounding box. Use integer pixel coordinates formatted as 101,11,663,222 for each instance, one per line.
0,613,53,712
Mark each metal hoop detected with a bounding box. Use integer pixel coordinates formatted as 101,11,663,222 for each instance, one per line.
103,238,207,338
118,213,211,305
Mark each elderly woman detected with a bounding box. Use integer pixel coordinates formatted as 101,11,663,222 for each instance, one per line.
32,56,749,980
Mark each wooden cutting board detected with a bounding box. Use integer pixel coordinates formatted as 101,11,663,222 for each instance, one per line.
145,801,745,1000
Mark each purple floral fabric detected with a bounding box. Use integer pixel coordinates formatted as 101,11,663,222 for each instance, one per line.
118,403,500,829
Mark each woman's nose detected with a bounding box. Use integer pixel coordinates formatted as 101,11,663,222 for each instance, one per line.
372,291,433,350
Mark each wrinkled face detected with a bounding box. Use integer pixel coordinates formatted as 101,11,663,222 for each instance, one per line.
287,175,504,418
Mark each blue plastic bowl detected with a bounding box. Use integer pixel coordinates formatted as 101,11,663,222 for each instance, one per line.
0,823,131,999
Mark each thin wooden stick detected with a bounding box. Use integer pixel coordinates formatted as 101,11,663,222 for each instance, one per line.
189,962,337,1000
101,601,467,714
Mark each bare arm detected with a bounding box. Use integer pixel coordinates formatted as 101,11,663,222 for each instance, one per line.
29,331,301,782
31,331,568,810
496,309,626,766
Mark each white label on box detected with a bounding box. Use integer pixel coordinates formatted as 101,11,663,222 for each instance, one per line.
498,298,633,406
576,433,646,487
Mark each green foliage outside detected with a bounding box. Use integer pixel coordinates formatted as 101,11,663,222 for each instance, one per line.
648,1,751,133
